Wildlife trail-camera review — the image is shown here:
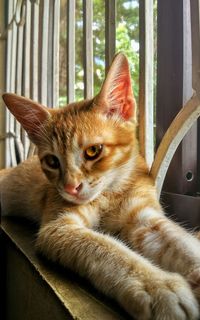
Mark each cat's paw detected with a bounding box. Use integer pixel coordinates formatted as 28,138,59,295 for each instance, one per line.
122,273,199,320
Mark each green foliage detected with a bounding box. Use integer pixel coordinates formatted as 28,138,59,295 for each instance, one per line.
59,0,139,106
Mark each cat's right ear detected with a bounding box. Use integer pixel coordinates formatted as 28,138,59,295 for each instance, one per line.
94,53,136,121
2,93,51,142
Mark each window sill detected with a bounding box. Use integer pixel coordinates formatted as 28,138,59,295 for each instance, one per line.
1,217,129,320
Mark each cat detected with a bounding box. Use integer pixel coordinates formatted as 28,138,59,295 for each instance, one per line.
1,53,200,320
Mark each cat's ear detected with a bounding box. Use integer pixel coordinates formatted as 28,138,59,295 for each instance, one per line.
2,93,51,142
94,53,136,121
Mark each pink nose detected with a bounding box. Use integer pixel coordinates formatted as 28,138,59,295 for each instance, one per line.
64,183,82,195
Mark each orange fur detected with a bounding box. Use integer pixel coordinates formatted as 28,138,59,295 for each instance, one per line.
1,53,200,319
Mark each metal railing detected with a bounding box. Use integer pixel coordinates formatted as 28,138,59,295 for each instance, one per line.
1,0,154,173
1,0,60,166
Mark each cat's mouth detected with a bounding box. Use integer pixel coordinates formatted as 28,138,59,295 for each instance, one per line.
59,190,92,204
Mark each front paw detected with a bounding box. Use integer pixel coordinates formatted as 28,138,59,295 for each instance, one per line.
121,273,199,320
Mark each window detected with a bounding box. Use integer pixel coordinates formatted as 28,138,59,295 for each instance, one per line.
0,0,200,226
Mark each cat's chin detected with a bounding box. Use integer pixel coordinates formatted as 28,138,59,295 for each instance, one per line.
59,191,95,205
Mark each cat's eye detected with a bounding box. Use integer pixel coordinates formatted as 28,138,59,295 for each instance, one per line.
84,144,103,161
43,155,60,169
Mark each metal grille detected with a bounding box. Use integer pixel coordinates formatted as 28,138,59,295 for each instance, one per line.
2,0,60,166
1,0,200,222
1,0,154,181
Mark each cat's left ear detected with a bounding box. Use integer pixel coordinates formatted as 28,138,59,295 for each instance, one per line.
94,53,136,121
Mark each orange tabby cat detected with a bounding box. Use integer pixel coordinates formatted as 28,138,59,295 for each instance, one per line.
1,53,200,319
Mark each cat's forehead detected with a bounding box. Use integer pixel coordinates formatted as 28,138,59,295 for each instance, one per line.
51,106,113,149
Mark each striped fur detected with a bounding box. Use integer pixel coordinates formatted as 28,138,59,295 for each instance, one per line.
1,54,200,319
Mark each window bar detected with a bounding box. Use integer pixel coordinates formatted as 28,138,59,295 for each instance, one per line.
105,0,116,73
67,0,75,103
28,0,39,158
9,0,18,166
83,0,93,99
52,0,60,107
5,0,13,167
15,6,25,162
39,0,49,105
30,0,39,102
26,1,39,158
22,0,31,159
47,0,54,107
139,0,154,168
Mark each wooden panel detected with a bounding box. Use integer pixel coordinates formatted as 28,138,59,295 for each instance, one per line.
190,0,200,97
83,0,93,99
189,0,200,194
162,192,200,229
151,93,200,197
67,0,75,103
156,0,198,195
139,0,154,168
105,0,116,73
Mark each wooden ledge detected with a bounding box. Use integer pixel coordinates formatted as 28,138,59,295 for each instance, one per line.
1,217,129,320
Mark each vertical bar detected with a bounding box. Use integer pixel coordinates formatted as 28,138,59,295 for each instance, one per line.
182,0,197,195
47,0,60,108
0,0,6,169
67,0,75,103
83,0,93,99
52,0,60,107
157,0,183,194
39,0,49,105
30,0,39,101
105,0,116,73
190,0,200,96
139,0,154,168
15,9,25,162
28,1,39,158
5,0,13,167
22,0,31,98
9,0,17,166
47,1,54,107
22,0,31,159
190,0,200,194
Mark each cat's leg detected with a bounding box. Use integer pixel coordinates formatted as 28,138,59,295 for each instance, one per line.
118,195,200,302
36,212,199,320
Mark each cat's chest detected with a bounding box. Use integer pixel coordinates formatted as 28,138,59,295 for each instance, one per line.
97,194,126,232
98,193,140,234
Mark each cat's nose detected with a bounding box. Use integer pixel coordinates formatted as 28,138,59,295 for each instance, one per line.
64,183,83,195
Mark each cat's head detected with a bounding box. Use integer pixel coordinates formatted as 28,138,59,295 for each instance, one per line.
3,53,138,205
